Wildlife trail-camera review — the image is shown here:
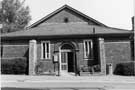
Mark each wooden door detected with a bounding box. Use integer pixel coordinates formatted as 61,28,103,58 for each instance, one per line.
61,52,68,71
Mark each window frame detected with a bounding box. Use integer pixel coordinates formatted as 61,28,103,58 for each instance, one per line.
41,41,51,59
83,39,93,60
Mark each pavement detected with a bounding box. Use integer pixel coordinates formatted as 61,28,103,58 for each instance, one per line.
1,75,135,90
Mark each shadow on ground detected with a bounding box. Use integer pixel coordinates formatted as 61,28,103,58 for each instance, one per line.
2,88,44,90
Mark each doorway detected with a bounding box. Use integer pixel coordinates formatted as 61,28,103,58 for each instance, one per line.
60,43,75,73
68,52,74,72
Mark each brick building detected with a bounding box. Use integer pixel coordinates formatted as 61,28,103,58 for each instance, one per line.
1,5,134,76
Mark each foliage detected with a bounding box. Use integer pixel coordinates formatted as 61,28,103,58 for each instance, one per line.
80,66,90,72
35,62,44,75
93,65,101,72
114,62,135,76
35,62,56,75
0,0,31,33
80,65,100,72
1,57,28,74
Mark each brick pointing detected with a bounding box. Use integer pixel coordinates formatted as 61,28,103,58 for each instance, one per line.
104,41,131,73
36,39,99,73
2,44,28,58
39,9,96,26
36,41,57,73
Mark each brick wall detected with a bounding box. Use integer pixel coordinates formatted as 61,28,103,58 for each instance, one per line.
36,39,99,73
36,41,55,72
3,39,131,74
39,9,96,26
104,41,131,73
2,44,28,58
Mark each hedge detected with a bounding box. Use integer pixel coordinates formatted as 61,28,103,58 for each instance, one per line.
80,65,100,72
114,62,135,76
1,57,28,74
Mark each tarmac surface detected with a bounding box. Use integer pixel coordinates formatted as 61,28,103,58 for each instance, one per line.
1,75,135,90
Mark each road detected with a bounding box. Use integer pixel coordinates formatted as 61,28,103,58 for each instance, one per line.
1,75,135,90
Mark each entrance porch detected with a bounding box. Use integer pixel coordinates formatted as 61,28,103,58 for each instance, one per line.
59,43,77,76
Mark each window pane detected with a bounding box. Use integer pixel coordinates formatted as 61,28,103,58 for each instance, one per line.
89,41,91,57
61,52,67,63
47,53,49,59
85,42,88,52
62,65,67,70
46,43,49,53
86,41,89,57
43,43,45,58
42,41,50,59
84,40,93,59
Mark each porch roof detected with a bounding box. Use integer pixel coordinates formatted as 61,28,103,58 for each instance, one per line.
1,23,132,38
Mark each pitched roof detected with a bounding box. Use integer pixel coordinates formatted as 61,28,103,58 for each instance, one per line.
28,4,107,28
1,23,131,38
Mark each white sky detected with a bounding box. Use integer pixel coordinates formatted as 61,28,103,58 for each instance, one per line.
25,0,134,30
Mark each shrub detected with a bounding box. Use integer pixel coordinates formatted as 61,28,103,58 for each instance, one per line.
35,62,44,75
80,65,100,72
93,65,101,72
1,57,28,74
80,66,89,72
35,62,55,75
114,62,135,76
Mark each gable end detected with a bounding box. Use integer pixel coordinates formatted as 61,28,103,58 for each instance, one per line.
28,5,107,28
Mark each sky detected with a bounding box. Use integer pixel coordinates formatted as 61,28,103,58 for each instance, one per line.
25,0,134,30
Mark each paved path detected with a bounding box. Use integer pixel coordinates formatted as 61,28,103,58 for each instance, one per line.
1,87,103,90
2,75,135,82
1,75,135,90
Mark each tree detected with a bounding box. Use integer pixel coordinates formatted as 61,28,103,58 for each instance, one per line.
0,0,31,33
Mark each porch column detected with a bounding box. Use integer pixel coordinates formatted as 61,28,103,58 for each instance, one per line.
98,38,106,75
29,40,37,75
59,49,61,76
